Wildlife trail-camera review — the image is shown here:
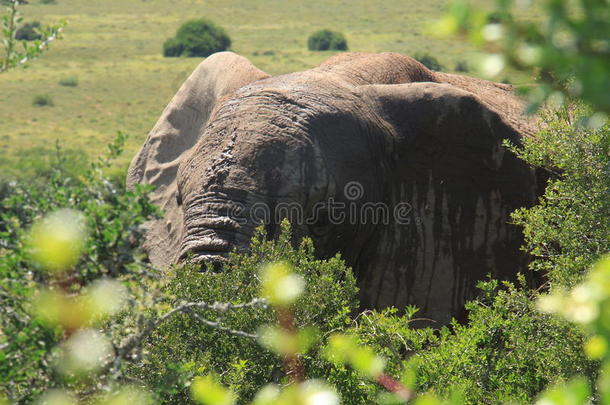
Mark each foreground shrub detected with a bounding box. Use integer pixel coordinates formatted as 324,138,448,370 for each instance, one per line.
32,94,53,106
510,104,610,288
163,19,231,58
414,53,444,71
15,21,42,41
307,29,348,51
0,133,160,401
440,0,610,114
410,279,595,404
132,222,360,403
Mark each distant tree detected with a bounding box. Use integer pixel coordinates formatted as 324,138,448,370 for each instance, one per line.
307,29,348,51
163,19,231,58
162,37,184,57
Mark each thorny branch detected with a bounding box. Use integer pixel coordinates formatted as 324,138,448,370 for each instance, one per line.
11,25,64,71
104,298,267,376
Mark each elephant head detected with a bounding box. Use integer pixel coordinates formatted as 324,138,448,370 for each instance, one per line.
128,52,538,324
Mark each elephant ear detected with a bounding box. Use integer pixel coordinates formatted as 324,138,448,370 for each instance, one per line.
356,82,538,322
359,81,534,167
127,52,269,267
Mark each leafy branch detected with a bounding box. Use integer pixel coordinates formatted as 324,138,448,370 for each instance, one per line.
101,298,268,381
1,0,66,73
118,298,267,356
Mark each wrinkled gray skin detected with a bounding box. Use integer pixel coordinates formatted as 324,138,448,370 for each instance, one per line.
128,51,538,325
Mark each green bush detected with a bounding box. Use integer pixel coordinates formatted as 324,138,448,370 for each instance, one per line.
510,104,610,288
410,279,596,404
307,29,348,51
131,222,360,403
414,53,444,71
328,277,595,404
163,19,231,58
58,76,78,87
32,94,53,107
0,133,160,402
15,21,42,41
162,37,184,57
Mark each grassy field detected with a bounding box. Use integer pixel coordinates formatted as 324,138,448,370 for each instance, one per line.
0,0,536,177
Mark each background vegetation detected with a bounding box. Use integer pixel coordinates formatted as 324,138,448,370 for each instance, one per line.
0,0,538,178
307,30,348,51
163,19,231,58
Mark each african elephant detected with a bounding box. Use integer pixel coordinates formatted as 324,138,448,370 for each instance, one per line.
128,51,538,324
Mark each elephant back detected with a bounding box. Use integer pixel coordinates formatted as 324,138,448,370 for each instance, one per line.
314,52,437,86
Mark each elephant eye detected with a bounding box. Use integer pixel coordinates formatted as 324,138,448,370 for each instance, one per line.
175,190,183,206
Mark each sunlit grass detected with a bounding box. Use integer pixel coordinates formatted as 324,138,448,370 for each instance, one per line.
0,0,537,176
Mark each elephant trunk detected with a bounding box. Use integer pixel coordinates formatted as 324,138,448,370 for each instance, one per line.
176,88,331,267
179,190,258,266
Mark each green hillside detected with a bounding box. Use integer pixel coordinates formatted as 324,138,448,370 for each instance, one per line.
0,0,531,175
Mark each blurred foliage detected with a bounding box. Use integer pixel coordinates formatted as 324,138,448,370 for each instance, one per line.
307,29,348,51
163,19,231,58
0,132,159,285
171,243,412,405
534,256,610,405
0,133,159,401
437,0,610,115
